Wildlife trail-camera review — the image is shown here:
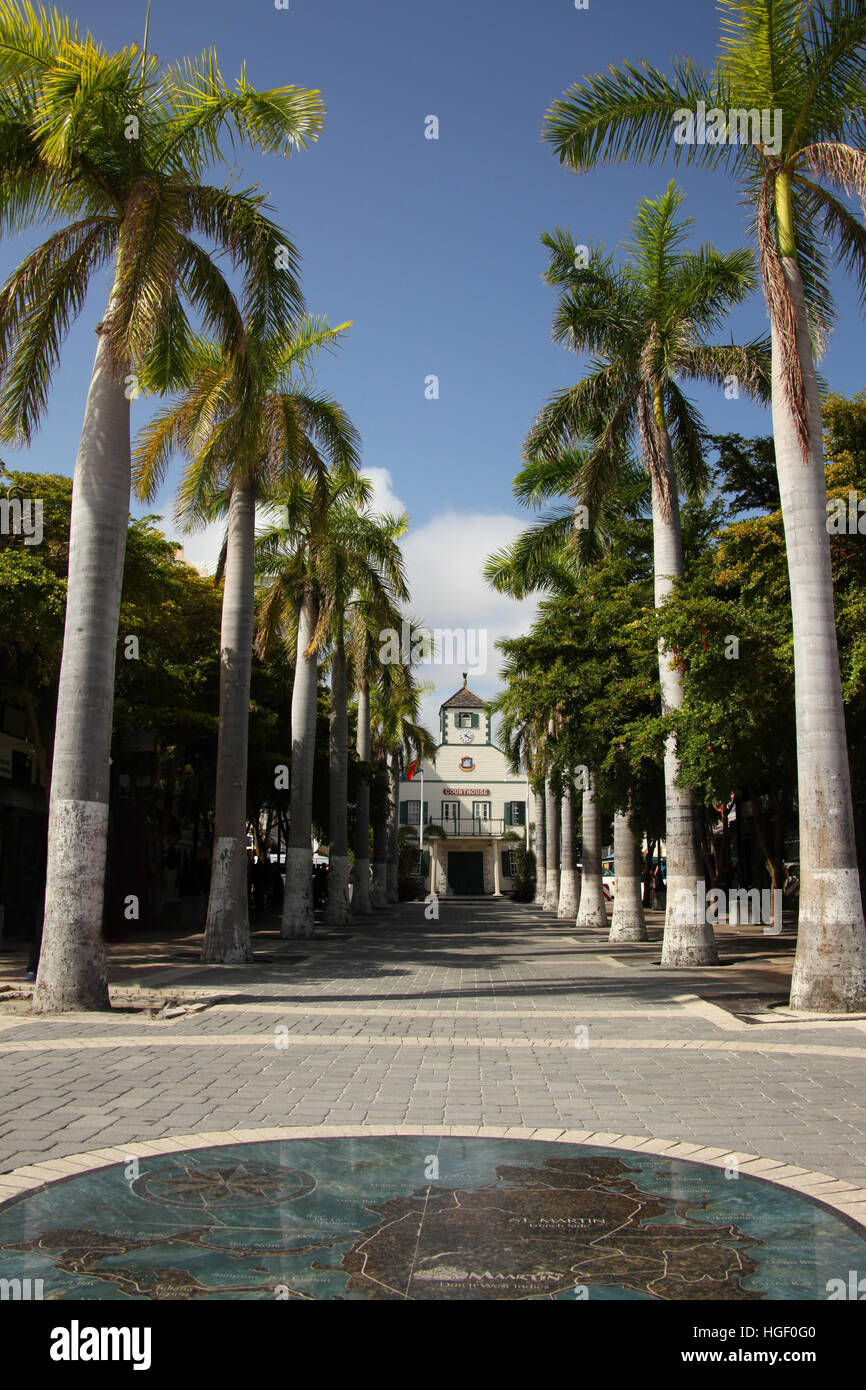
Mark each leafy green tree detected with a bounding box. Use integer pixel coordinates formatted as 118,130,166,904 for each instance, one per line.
135,319,358,959
0,5,325,1008
543,0,866,1007
257,483,408,933
525,184,769,965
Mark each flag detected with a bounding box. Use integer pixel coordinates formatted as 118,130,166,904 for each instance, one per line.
405,758,420,781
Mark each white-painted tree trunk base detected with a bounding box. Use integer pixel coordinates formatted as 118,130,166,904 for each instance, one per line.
660,874,719,965
282,846,314,938
352,858,372,914
202,835,254,962
557,868,580,919
609,811,647,942
576,878,608,929
790,869,866,1010
324,855,351,927
543,870,560,912
33,799,110,1012
371,862,388,909
609,898,648,942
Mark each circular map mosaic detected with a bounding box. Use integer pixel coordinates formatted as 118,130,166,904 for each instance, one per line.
0,1137,864,1300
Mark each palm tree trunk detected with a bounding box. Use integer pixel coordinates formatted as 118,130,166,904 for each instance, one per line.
576,772,608,927
533,787,547,905
651,399,719,966
325,636,350,926
352,677,372,913
371,751,389,907
557,779,580,919
200,481,256,963
33,315,130,1013
542,778,560,911
282,588,319,938
772,241,866,1011
386,754,400,902
609,805,647,942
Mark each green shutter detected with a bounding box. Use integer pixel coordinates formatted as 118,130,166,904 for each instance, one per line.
423,800,429,824
399,802,408,825
470,713,479,728
504,802,512,826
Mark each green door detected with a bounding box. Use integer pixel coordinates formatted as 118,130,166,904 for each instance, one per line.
447,851,484,894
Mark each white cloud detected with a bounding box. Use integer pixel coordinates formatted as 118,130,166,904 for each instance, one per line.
361,465,407,519
154,467,538,740
398,506,538,737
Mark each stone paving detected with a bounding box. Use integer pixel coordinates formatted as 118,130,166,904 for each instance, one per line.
1,898,865,1214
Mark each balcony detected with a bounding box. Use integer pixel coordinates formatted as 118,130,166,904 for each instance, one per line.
421,817,512,838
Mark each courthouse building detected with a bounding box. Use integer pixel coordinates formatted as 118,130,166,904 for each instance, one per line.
397,677,528,896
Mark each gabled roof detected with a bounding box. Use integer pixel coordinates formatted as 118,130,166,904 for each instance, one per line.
440,680,486,710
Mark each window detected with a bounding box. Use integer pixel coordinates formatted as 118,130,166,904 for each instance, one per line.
455,712,480,728
501,849,519,878
472,801,491,821
504,801,526,826
400,799,421,826
442,801,459,821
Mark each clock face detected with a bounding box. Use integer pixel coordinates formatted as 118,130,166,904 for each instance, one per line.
459,728,475,744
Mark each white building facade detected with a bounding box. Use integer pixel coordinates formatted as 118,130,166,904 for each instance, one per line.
398,679,527,896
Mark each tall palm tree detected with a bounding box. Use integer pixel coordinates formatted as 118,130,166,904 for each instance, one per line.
575,772,609,928
320,513,409,925
370,663,435,907
490,683,548,905
557,778,580,919
524,185,769,966
347,587,403,914
0,6,325,1009
543,732,561,913
543,0,866,1008
137,322,360,958
256,468,379,938
610,806,648,942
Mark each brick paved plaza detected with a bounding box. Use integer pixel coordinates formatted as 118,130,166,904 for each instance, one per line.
2,898,865,1227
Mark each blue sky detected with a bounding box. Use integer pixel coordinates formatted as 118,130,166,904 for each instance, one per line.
2,0,865,722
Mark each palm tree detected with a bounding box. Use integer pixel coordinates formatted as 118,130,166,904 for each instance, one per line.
137,322,360,958
543,734,561,913
610,805,648,942
370,663,435,907
347,587,403,914
542,0,866,1008
320,515,410,925
491,684,548,904
0,7,325,1008
557,778,580,919
524,185,770,966
256,468,380,938
575,771,609,928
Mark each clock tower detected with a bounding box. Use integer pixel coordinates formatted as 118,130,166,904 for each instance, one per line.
439,673,491,746
397,676,527,898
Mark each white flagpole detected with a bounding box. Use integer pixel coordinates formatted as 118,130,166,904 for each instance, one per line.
419,768,424,850
525,771,530,851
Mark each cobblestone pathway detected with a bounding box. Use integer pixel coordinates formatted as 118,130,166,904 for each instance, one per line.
1,899,865,1219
